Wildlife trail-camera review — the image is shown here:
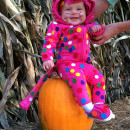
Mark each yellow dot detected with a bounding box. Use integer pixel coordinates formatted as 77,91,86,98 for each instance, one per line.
103,85,106,90
86,83,89,88
61,1,64,6
86,33,88,38
76,73,80,76
77,28,81,32
61,37,64,40
70,69,75,73
52,30,55,34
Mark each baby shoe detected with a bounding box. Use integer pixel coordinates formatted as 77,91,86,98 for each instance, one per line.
85,103,115,122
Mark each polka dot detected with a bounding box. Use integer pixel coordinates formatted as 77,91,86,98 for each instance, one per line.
50,56,53,60
73,35,77,39
59,47,62,52
77,88,82,93
101,113,107,119
71,63,76,66
77,38,82,43
88,28,91,33
101,82,105,86
70,69,75,73
76,73,80,77
65,80,68,84
47,45,51,49
88,114,92,118
95,21,98,24
52,30,55,34
99,72,102,75
92,111,97,116
73,53,78,59
102,108,107,113
53,48,55,53
96,91,100,96
81,98,87,104
43,48,47,52
49,39,53,42
77,27,82,32
69,29,74,33
97,83,101,87
43,54,48,59
44,40,47,44
80,64,85,69
47,33,51,36
58,55,61,59
29,97,33,102
30,92,35,96
60,73,62,77
55,27,59,31
69,48,72,52
53,22,57,24
81,80,85,85
70,26,73,28
101,95,105,99
61,43,64,47
72,78,77,83
101,78,105,82
72,46,75,50
65,67,69,72
93,69,97,73
86,33,88,38
86,40,89,44
64,37,68,41
65,46,69,50
68,41,72,45
67,34,71,38
103,85,106,90
88,53,91,56
46,41,50,45
43,78,46,82
87,57,91,62
95,75,99,79
45,75,48,78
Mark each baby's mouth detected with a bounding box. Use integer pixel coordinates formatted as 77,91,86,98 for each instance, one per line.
70,17,79,20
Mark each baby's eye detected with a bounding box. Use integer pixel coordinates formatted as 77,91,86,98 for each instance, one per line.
66,9,71,11
77,8,82,10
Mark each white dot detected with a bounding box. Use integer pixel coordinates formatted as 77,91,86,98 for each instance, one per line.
95,75,99,79
71,63,76,66
86,40,89,44
70,26,73,28
53,22,57,24
50,56,53,60
68,41,72,45
60,73,62,77
47,33,51,36
29,97,33,102
47,45,51,49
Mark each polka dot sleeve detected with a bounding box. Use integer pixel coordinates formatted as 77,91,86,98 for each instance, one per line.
41,21,61,62
88,21,104,38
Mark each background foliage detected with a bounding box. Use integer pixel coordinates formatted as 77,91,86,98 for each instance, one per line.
0,0,129,129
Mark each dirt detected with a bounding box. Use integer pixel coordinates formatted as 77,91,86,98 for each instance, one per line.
4,97,130,130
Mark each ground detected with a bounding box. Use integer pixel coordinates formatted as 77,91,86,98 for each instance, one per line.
5,97,130,130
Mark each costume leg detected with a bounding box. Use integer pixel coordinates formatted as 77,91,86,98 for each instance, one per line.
58,62,92,106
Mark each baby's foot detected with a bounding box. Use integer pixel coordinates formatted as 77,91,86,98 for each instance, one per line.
19,100,31,111
86,103,115,122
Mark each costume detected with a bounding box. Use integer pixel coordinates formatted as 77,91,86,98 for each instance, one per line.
19,0,115,121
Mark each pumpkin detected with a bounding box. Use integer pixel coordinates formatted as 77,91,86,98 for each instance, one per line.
38,77,93,130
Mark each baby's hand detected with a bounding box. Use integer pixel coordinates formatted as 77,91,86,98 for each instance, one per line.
43,60,54,71
90,25,101,33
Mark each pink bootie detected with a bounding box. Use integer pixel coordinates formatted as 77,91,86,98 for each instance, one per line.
86,103,115,122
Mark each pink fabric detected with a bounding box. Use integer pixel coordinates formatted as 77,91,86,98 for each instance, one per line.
19,0,105,111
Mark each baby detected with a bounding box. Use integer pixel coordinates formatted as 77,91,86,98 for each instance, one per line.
20,0,115,122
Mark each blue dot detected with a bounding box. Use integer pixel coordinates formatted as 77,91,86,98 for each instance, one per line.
44,40,47,44
61,43,64,47
59,47,62,52
72,46,75,50
43,78,46,82
87,57,91,62
64,37,68,41
96,91,100,96
81,80,85,85
53,48,55,53
81,98,87,104
69,48,72,52
61,34,63,37
88,114,93,118
58,55,61,59
101,113,107,119
80,64,85,69
95,21,98,24
101,95,104,99
88,53,91,56
65,67,69,72
99,72,102,75
55,27,59,31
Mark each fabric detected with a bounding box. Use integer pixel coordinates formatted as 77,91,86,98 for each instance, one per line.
107,0,118,9
19,0,105,111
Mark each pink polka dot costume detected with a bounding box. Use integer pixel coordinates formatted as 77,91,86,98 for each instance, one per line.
19,0,115,121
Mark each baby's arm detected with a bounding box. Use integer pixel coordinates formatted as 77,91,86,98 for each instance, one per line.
41,22,61,71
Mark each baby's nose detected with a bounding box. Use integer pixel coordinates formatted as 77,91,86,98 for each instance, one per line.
72,10,78,15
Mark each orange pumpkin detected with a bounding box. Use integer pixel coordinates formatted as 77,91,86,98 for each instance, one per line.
38,77,93,130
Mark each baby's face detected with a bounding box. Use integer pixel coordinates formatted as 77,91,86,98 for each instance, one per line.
61,2,86,25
